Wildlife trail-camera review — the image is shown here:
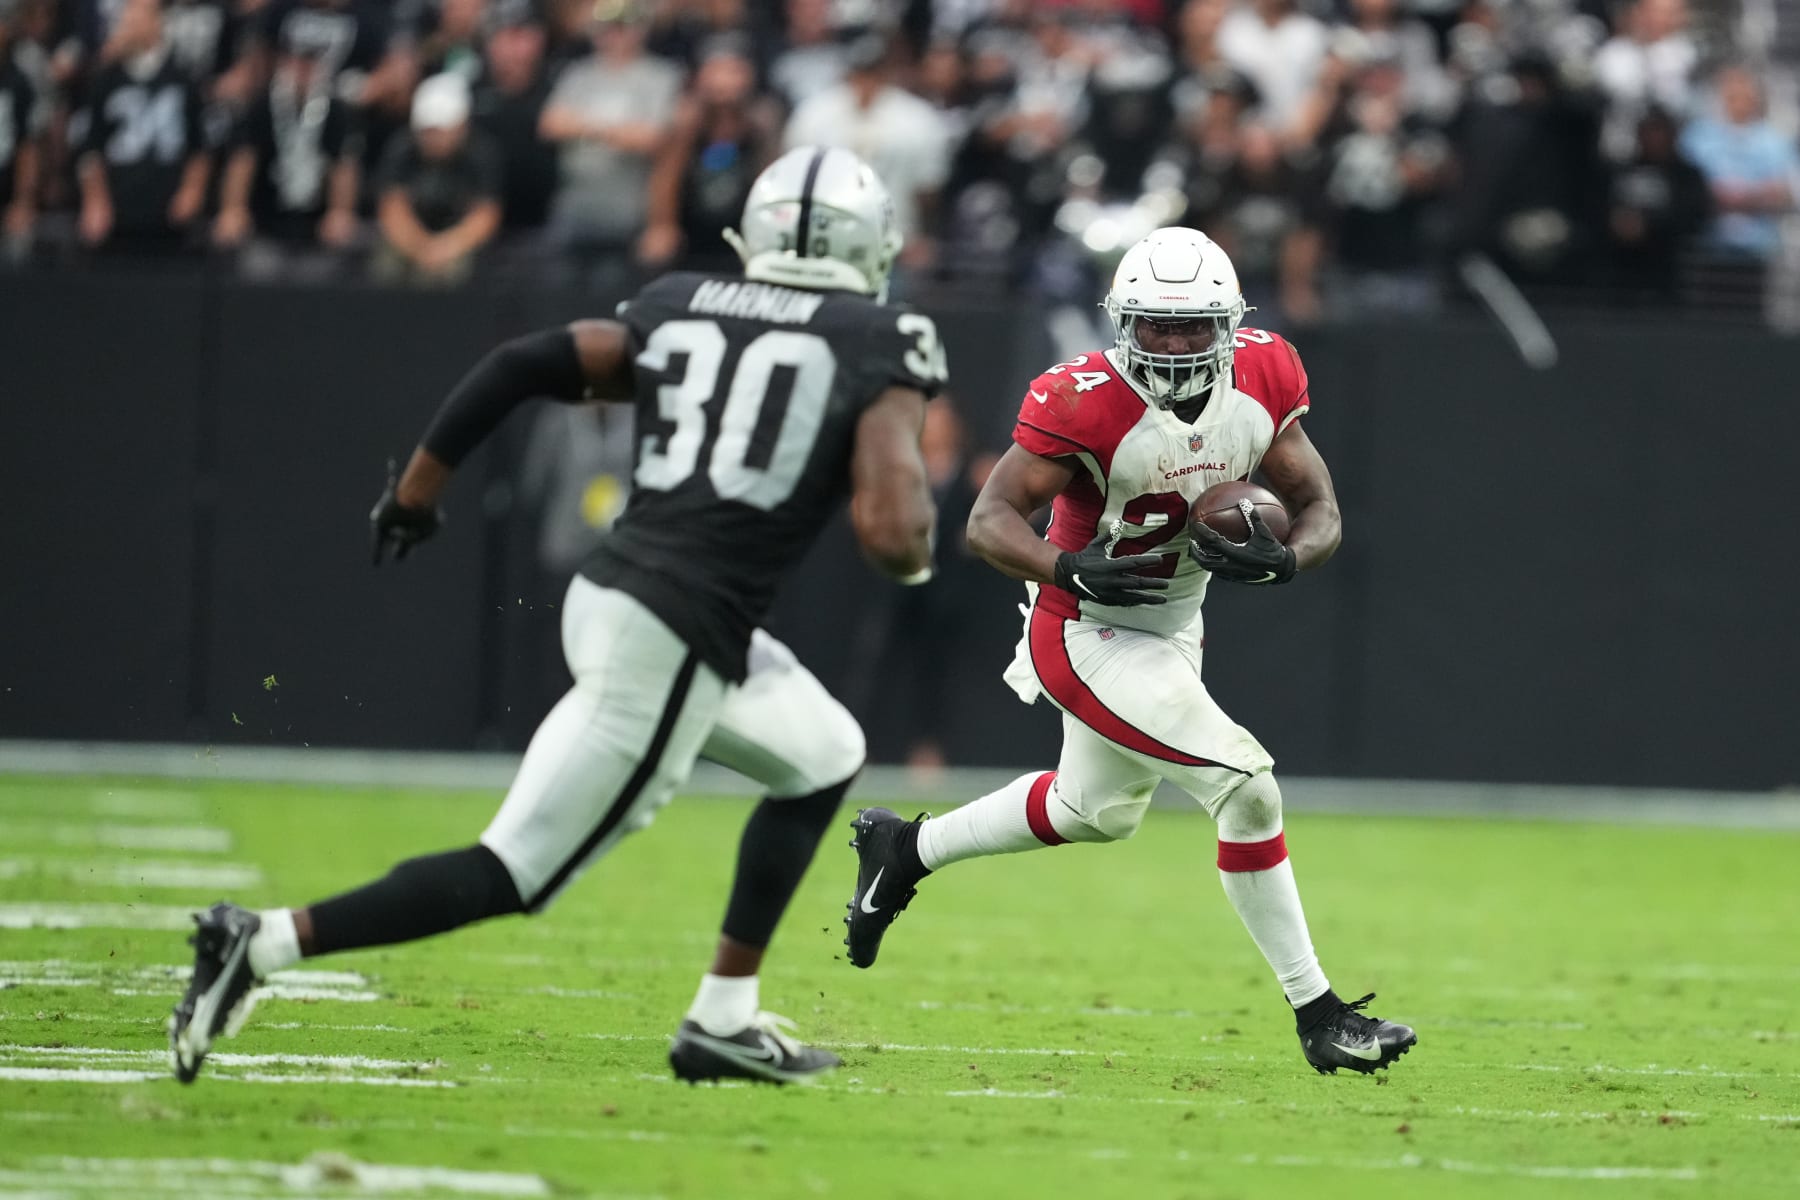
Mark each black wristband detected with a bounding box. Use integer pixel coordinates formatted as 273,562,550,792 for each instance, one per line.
420,327,588,467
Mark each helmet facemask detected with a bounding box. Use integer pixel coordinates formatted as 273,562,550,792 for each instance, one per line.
1105,297,1246,408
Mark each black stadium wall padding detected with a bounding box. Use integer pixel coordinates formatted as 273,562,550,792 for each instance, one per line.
0,275,1795,790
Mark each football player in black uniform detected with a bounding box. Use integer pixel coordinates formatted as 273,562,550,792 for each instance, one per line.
170,146,947,1085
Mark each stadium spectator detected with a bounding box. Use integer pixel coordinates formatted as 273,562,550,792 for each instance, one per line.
221,0,414,111
539,0,681,284
639,36,780,272
766,0,846,111
372,71,502,285
1184,120,1321,323
962,9,1089,234
1216,0,1329,143
75,0,210,255
1593,0,1696,159
411,0,490,83
1324,0,1454,124
1313,50,1449,313
1679,64,1798,261
1080,5,1176,197
1450,52,1603,288
0,0,44,259
1170,0,1252,139
645,0,754,71
211,44,360,277
1604,105,1709,299
784,30,951,268
471,3,556,234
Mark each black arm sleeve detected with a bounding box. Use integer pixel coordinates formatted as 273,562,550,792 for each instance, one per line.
419,327,589,466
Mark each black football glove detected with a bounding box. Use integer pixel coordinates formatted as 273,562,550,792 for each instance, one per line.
1189,507,1297,585
369,459,443,565
1053,533,1170,607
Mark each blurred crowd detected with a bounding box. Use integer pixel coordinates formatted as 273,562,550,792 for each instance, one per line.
2,0,1797,317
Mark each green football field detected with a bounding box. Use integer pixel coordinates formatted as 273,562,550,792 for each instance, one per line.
0,774,1795,1199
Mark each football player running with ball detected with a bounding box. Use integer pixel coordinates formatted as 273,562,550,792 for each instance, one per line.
171,147,948,1086
846,227,1416,1075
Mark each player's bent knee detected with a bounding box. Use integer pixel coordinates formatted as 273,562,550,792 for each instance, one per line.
773,703,866,798
1215,770,1283,843
1054,776,1157,843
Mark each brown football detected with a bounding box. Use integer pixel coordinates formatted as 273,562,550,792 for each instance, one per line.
1190,480,1291,543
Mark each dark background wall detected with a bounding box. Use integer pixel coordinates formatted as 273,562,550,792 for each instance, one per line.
2,274,1795,790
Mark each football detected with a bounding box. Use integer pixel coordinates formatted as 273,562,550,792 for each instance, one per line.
1190,480,1291,543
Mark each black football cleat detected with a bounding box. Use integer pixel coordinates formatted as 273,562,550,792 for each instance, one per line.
169,902,263,1083
1298,992,1416,1075
668,1013,841,1085
844,807,927,969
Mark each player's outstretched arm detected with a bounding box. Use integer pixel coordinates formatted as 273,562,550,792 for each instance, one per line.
374,322,636,563
966,444,1077,584
1258,420,1341,572
850,386,937,582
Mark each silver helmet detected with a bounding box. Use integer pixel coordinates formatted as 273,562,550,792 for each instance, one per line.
723,146,903,300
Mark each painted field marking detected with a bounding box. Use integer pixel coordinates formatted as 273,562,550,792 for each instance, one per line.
86,789,204,819
1,1044,425,1071
1508,1062,1799,1080
0,858,263,890
5,1156,549,1197
582,1033,1124,1056
914,998,1199,1020
0,1044,455,1089
528,985,642,1001
0,960,382,1002
0,904,202,931
0,822,236,853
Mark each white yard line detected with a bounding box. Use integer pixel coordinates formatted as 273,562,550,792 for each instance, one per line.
0,823,236,853
86,790,204,819
0,858,263,890
582,1033,1121,1056
1508,1062,1797,1080
0,904,202,931
0,958,384,1002
6,1157,548,1197
0,1045,429,1072
0,1066,454,1088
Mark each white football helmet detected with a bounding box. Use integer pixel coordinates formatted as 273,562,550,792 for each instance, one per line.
1104,227,1248,408
722,146,903,300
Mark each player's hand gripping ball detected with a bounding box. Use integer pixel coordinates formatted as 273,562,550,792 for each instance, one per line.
1188,481,1295,585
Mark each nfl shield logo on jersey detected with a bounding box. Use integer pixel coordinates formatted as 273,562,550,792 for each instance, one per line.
1188,431,1206,453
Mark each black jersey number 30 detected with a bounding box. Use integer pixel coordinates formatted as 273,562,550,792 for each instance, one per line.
635,320,837,511
634,313,943,511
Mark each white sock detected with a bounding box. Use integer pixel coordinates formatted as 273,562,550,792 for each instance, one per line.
918,772,1069,870
247,909,301,980
687,973,758,1036
1217,838,1330,1006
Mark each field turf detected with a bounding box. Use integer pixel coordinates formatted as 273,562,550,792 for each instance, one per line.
0,774,1795,1199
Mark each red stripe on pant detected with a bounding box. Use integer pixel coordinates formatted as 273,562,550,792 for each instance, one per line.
1024,771,1069,846
1217,833,1288,872
1026,606,1219,768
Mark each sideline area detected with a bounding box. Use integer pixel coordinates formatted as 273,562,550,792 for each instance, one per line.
3,740,1796,830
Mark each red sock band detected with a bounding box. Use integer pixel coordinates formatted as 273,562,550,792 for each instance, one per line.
1217,832,1288,872
1024,772,1069,846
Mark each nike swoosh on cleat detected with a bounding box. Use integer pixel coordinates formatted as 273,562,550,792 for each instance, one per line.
686,1031,781,1065
859,868,885,914
1332,1038,1384,1062
184,929,252,1059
